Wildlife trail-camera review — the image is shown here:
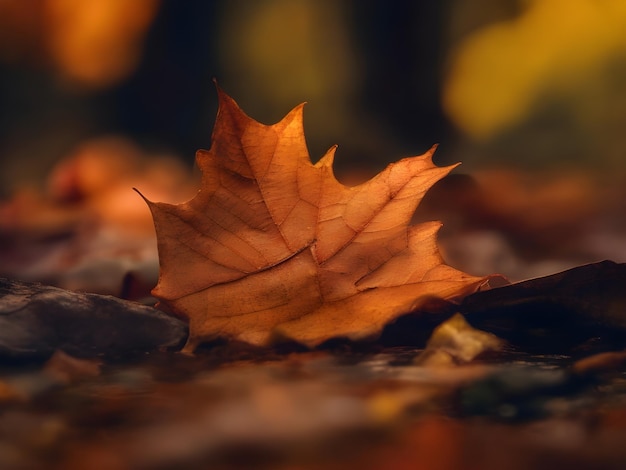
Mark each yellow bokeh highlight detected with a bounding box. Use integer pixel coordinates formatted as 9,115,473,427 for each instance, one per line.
217,0,359,136
443,0,626,140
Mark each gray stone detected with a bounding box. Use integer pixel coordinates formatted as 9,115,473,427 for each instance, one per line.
0,278,188,360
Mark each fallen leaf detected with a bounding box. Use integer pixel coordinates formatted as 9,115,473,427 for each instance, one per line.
414,313,502,367
141,86,489,351
0,136,197,298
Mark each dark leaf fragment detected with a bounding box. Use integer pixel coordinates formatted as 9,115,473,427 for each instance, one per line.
461,261,626,352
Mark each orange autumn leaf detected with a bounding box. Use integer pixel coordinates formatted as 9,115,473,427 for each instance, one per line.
140,86,488,352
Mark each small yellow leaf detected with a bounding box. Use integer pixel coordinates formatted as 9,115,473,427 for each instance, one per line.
414,313,502,367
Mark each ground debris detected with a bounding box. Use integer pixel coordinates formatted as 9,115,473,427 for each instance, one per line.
0,344,624,469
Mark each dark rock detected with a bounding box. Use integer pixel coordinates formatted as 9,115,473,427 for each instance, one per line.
0,278,188,360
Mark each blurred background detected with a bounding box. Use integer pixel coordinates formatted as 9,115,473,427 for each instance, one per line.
1,0,626,292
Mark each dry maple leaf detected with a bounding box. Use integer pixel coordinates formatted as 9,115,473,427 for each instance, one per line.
140,86,488,352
